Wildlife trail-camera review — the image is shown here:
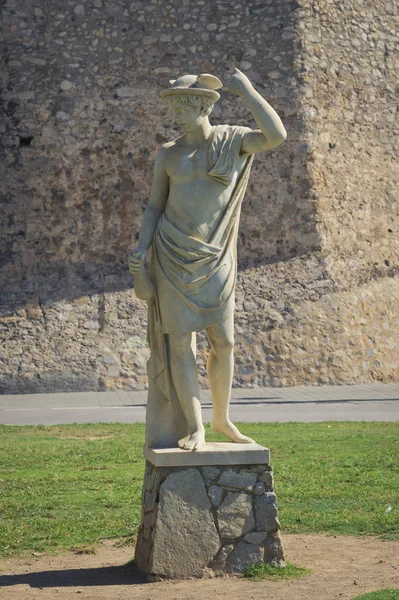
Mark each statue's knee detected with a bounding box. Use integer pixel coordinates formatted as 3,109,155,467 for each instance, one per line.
213,336,234,356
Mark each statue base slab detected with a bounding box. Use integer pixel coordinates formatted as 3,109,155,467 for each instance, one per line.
134,443,285,580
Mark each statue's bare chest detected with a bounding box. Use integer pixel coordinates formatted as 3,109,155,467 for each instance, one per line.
166,144,209,184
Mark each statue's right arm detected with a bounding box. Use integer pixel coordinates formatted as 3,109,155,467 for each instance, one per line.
128,147,169,272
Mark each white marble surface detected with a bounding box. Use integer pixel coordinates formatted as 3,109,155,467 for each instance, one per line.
144,442,270,467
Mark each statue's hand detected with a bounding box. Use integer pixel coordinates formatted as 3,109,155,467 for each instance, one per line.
128,248,146,275
224,67,253,97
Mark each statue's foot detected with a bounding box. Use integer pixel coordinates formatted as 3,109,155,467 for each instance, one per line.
180,430,205,452
211,418,255,444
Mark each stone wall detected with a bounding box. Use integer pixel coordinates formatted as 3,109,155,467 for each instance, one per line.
0,0,398,393
297,0,398,285
234,265,399,386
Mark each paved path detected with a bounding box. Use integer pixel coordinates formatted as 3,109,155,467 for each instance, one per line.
0,383,398,425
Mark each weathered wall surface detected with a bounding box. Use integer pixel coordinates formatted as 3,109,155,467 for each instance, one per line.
234,264,399,386
297,0,398,285
0,0,313,281
0,0,398,393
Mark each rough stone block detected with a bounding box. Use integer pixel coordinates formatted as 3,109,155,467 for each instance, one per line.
264,532,285,567
151,468,220,578
208,485,223,506
212,543,234,570
254,481,265,495
258,471,274,486
218,492,255,538
226,541,264,573
202,466,221,481
143,490,156,513
219,468,257,491
255,492,279,531
244,531,267,545
250,464,270,475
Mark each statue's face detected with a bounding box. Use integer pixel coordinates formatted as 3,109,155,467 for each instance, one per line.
169,103,203,133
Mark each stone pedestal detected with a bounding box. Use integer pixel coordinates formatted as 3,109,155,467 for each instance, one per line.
134,443,285,579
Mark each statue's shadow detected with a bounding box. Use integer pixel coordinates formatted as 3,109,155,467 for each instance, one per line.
0,561,146,588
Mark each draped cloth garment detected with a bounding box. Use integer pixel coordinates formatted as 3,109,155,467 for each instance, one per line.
145,125,254,438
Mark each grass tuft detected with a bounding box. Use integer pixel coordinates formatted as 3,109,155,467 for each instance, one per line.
353,590,399,600
242,561,311,580
114,535,137,548
72,544,96,555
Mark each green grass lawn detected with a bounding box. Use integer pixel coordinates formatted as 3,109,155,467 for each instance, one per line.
353,590,399,599
0,422,398,557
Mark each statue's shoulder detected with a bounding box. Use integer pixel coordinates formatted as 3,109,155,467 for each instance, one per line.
213,123,252,137
209,124,252,157
155,137,180,168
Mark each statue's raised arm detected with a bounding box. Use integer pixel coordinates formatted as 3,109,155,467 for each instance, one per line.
225,67,287,154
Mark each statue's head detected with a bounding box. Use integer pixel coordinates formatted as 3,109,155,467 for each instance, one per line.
161,74,222,132
165,93,215,118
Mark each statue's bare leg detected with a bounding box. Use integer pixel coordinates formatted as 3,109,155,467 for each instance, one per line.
206,315,255,444
168,332,205,451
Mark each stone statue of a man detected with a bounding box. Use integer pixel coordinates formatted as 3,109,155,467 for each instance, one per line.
129,68,286,451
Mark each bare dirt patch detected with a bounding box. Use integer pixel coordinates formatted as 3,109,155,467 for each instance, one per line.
1,534,398,600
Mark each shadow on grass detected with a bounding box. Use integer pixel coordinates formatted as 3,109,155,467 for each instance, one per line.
0,562,146,588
